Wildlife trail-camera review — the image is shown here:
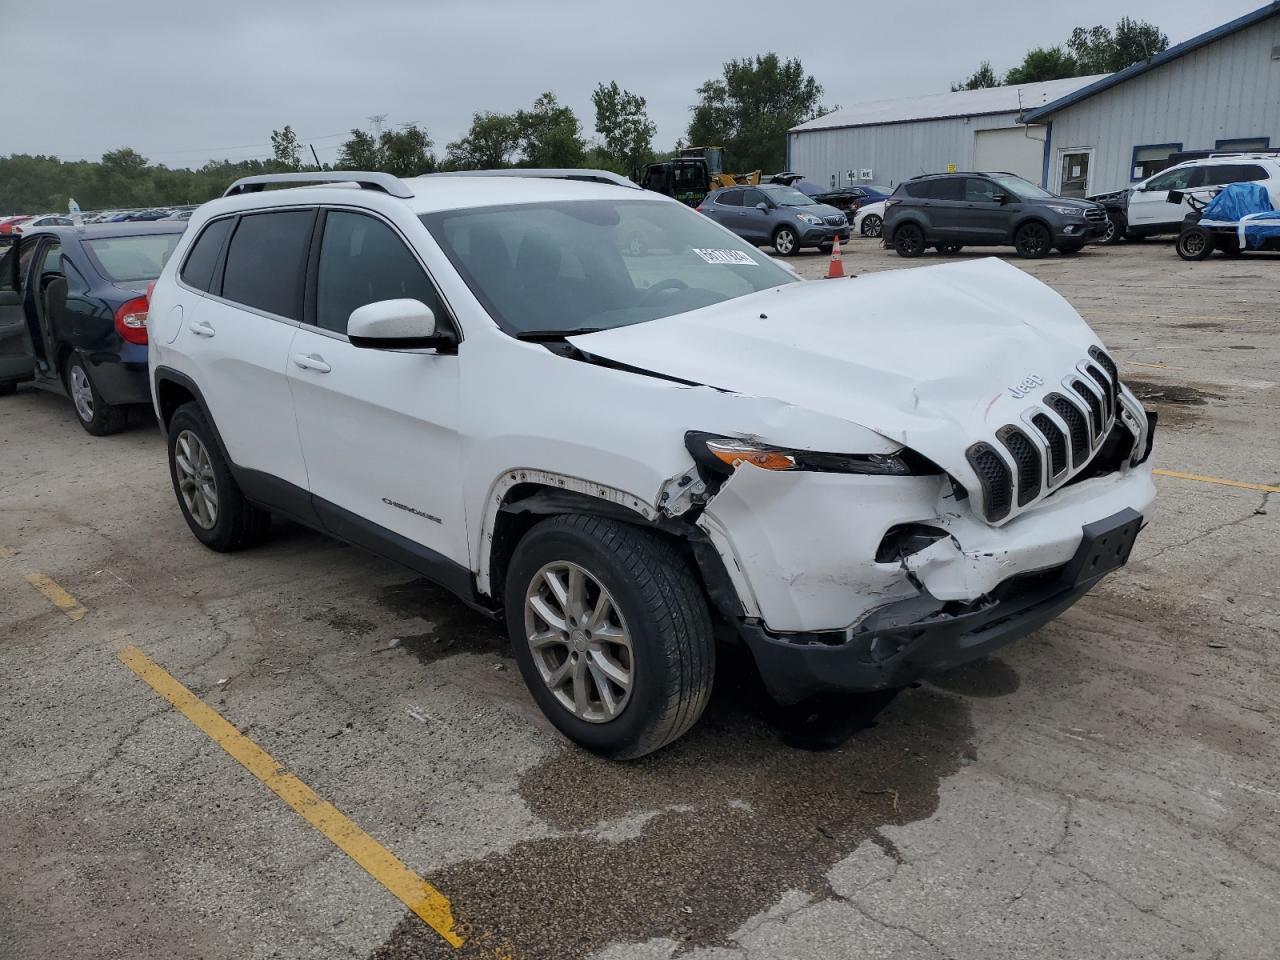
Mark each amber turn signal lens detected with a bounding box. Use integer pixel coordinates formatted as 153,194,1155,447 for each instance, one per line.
706,442,797,471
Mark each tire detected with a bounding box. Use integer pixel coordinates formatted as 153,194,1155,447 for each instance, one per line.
1013,221,1052,259
0,381,15,397
65,354,128,436
860,214,882,238
771,226,798,256
892,222,925,258
1056,241,1085,254
504,514,715,760
1176,227,1215,261
935,243,963,254
1102,213,1126,245
166,402,271,551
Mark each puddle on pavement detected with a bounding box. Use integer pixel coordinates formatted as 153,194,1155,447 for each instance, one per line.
1124,377,1224,428
370,648,1010,960
377,578,510,664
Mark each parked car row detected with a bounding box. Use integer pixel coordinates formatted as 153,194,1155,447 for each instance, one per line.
0,206,196,236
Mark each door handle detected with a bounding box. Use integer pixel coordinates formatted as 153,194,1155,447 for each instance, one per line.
292,353,331,373
189,320,215,338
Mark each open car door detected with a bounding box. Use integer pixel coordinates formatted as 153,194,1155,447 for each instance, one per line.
0,238,36,387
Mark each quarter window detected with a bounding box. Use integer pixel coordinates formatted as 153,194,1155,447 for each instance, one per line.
221,209,314,320
313,211,444,335
180,217,234,294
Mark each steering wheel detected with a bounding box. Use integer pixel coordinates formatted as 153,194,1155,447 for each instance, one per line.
638,278,689,305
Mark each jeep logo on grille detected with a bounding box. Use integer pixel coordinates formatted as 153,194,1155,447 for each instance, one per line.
1007,374,1045,399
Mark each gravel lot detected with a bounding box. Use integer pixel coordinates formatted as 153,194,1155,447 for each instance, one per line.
2,237,1277,960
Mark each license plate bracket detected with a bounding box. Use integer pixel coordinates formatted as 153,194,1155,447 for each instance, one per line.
1060,507,1144,588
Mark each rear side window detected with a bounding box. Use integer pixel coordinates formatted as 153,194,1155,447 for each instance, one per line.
83,234,182,283
221,210,314,320
313,211,444,335
180,218,234,293
716,190,742,206
1208,164,1267,185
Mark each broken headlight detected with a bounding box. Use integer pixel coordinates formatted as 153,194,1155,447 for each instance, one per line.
685,432,941,478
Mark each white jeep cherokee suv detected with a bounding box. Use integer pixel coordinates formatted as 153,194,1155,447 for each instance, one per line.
148,170,1157,759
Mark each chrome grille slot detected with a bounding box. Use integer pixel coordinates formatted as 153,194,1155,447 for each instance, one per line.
966,442,1012,522
1046,393,1089,466
1030,413,1068,481
996,426,1042,507
1086,364,1113,420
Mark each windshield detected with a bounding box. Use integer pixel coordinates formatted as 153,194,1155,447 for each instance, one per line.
83,233,181,283
760,186,815,207
422,199,797,337
989,174,1056,201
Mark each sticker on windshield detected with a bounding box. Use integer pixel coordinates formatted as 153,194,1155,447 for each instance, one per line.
692,248,758,265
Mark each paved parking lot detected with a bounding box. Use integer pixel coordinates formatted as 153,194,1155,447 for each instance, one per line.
2,239,1278,960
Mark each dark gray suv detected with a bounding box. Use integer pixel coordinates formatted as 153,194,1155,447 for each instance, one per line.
699,184,848,256
883,172,1108,259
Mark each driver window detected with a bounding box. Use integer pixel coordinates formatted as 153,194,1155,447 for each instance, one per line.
314,210,444,335
0,241,36,293
965,178,997,202
743,189,767,207
1147,167,1196,191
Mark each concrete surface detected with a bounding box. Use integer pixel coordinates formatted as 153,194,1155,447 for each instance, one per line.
1,240,1277,960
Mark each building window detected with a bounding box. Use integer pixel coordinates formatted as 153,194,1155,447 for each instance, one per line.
1215,137,1271,152
1131,143,1182,181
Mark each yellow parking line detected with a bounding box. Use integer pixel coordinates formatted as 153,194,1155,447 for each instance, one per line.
1154,469,1280,495
24,572,87,621
117,644,464,949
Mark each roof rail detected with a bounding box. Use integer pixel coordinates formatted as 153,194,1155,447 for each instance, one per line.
426,168,640,189
222,171,414,199
1205,151,1280,159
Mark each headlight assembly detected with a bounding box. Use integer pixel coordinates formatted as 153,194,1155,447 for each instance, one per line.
685,432,941,478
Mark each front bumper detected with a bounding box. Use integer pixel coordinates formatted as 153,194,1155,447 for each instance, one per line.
1056,220,1109,243
800,225,850,245
741,508,1142,702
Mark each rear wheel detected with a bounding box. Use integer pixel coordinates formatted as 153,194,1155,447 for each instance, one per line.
893,222,925,258
772,226,798,256
65,355,128,436
1013,222,1052,258
166,402,271,551
1176,227,1215,261
860,214,882,238
505,514,715,759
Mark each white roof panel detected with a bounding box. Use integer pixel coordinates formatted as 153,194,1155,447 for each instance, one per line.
790,75,1109,133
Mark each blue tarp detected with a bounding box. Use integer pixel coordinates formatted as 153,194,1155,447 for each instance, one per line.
1200,182,1280,249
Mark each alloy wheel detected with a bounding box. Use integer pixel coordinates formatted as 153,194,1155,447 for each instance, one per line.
524,561,634,723
174,430,219,530
862,215,881,238
774,229,796,255
69,365,94,423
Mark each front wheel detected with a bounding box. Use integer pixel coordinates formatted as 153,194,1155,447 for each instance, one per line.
66,355,128,436
166,402,271,551
505,514,715,759
1176,227,1215,261
860,214,882,238
892,222,925,257
1013,222,1052,258
1102,213,1127,244
771,226,798,256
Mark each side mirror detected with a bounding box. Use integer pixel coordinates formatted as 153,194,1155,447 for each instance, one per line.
755,202,769,211
347,299,455,351
992,193,1009,205
1166,190,1185,205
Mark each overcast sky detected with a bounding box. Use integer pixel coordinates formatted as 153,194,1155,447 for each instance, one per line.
2,0,1265,169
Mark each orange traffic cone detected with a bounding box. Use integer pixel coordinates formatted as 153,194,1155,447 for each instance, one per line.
825,235,845,279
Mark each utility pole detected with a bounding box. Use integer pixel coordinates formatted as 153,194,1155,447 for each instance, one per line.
368,113,388,139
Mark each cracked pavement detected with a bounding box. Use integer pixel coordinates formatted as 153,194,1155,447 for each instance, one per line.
1,242,1278,959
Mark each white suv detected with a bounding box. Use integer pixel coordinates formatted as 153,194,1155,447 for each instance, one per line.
148,171,1157,758
1101,154,1280,240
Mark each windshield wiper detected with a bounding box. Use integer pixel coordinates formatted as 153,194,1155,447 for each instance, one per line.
516,328,604,341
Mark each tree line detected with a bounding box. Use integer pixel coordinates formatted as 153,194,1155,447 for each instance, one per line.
953,17,1169,90
0,54,824,214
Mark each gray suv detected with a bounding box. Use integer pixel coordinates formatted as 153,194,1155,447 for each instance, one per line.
699,184,848,255
883,172,1108,259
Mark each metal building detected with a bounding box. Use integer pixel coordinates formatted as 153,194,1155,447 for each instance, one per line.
1024,2,1280,197
786,75,1104,191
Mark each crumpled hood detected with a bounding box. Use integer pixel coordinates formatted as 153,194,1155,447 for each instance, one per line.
569,258,1104,499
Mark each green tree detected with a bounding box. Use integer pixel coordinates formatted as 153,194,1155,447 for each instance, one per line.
591,81,656,174
1005,46,1078,84
379,125,436,176
950,61,999,91
444,112,521,169
1069,17,1168,73
516,92,586,168
270,125,302,171
336,129,381,170
687,54,823,173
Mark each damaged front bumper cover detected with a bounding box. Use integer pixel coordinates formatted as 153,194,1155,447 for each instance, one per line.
740,508,1144,703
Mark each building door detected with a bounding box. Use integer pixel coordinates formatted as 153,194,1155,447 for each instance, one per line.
973,126,1046,183
1058,149,1093,198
